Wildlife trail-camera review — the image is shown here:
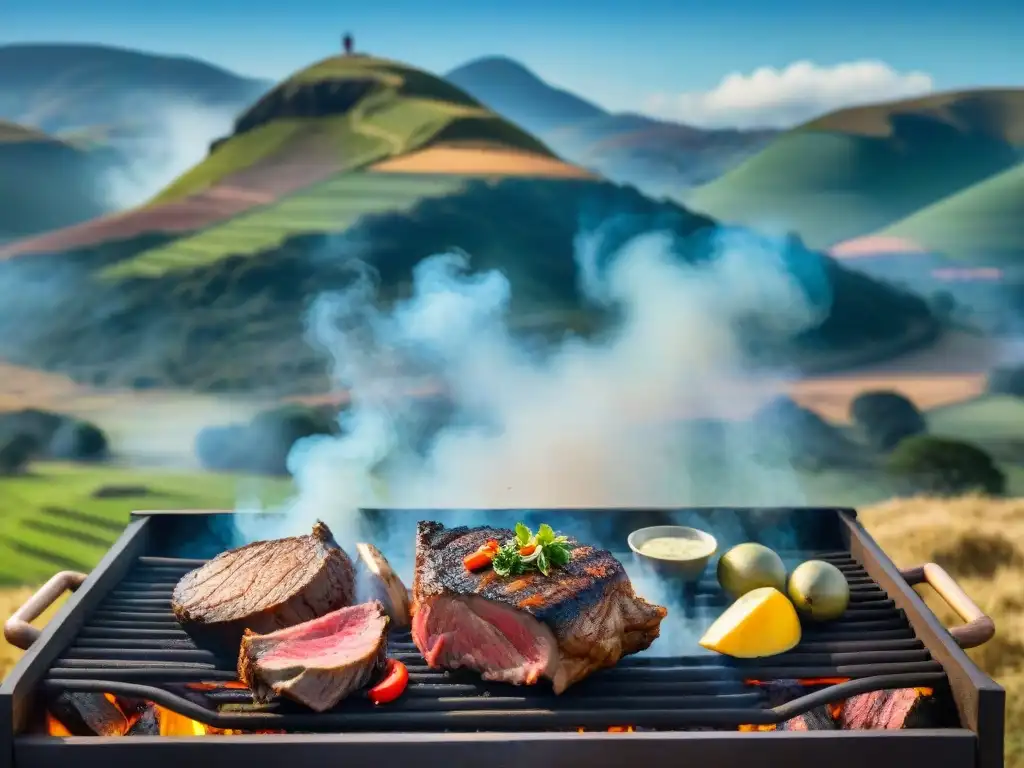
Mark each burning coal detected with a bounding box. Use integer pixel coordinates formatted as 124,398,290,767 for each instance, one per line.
227,221,832,651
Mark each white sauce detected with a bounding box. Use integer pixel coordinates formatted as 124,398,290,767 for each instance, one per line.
639,536,712,561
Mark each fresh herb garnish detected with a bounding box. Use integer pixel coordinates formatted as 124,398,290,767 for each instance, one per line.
491,522,572,577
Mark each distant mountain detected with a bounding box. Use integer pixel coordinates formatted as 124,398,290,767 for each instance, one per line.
0,43,269,142
688,89,1024,250
0,120,113,239
0,54,934,395
445,56,776,195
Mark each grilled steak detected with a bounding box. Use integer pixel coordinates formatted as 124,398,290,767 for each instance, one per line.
412,521,667,693
237,601,390,712
356,542,411,629
172,521,356,652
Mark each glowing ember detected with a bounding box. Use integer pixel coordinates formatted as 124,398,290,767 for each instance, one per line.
576,726,636,733
45,715,72,737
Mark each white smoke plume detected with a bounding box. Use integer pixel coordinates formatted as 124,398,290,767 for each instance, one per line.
232,224,826,538
97,99,238,209
221,223,834,652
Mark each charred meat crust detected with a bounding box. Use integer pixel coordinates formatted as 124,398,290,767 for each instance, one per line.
172,521,356,652
413,520,666,643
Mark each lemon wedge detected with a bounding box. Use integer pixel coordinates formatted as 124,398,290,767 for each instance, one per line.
699,586,802,658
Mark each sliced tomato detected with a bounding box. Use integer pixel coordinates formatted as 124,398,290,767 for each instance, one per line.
368,659,409,705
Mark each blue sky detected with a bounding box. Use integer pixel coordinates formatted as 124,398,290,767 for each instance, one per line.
3,0,1022,124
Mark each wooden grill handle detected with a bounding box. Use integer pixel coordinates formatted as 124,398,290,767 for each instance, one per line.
900,563,995,650
3,570,87,651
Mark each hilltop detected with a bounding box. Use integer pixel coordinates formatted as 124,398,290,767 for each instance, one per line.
445,57,777,195
0,120,114,240
0,43,268,138
0,55,937,393
688,89,1024,250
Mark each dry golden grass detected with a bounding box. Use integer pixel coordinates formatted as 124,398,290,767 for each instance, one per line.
861,495,1024,766
0,586,70,680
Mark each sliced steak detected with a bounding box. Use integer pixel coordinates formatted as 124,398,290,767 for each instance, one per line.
356,542,411,629
237,601,390,712
412,521,667,693
172,521,356,652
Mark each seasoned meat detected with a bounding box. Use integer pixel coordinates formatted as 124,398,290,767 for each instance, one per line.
237,601,390,712
172,521,356,652
411,521,667,693
355,542,411,629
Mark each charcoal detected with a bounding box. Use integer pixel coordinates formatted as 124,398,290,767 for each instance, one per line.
47,692,130,737
127,707,161,736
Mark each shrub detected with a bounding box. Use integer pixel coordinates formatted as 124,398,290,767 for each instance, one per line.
195,405,339,475
886,436,1005,496
195,424,251,472
751,396,862,470
0,432,38,475
48,420,109,461
850,390,926,451
986,364,1024,397
0,408,67,445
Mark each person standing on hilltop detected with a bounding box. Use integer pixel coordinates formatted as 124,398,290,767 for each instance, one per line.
343,33,354,55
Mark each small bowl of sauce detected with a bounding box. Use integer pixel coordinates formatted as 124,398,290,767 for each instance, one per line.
627,525,718,581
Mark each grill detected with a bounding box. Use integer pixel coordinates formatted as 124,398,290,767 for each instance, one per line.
1,507,1006,768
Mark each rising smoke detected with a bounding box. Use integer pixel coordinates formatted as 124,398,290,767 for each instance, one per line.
222,221,839,652
232,223,827,534
97,99,238,209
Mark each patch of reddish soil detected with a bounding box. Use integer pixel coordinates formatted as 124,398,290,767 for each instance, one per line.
828,235,929,259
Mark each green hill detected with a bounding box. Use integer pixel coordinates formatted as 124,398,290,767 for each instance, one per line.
0,56,938,394
0,120,114,240
687,89,1024,249
878,161,1024,263
154,54,555,205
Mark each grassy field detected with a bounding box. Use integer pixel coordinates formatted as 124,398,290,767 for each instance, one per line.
687,89,1024,250
879,161,1024,263
105,171,471,279
0,463,292,585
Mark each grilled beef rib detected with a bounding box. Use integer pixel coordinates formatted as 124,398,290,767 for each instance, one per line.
411,521,667,693
172,521,356,652
237,601,390,712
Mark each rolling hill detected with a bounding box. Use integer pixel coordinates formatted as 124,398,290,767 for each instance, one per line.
0,120,115,240
0,54,937,393
0,43,268,138
687,89,1024,250
445,56,777,195
877,162,1024,264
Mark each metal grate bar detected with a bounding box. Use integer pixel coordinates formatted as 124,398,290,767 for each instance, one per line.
39,546,951,733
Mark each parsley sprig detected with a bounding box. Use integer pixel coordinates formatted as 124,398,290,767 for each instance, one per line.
491,522,572,577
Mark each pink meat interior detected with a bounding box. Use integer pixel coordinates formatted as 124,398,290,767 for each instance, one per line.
253,603,387,669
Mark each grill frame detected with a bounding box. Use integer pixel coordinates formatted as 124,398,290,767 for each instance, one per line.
0,507,1005,768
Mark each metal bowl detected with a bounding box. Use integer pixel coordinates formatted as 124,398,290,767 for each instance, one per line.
627,525,718,581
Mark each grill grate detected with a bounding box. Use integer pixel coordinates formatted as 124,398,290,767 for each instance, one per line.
40,552,948,732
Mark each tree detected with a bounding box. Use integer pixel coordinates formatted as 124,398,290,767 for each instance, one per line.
0,433,37,475
49,420,109,461
986,364,1024,397
886,436,1005,496
850,390,926,451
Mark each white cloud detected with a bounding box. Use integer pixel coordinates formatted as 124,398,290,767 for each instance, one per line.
645,60,934,129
